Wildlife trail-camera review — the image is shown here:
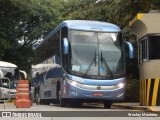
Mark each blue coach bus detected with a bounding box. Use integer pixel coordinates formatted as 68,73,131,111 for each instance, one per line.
31,20,134,108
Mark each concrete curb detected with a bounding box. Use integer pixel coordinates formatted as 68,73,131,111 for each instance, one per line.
112,103,160,113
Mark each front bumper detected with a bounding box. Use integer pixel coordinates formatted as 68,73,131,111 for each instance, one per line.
0,92,16,100
62,81,125,100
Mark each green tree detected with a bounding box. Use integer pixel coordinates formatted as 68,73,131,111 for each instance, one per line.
0,0,64,72
0,0,160,81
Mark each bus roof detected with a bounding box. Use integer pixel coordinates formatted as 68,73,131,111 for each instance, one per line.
47,20,121,38
61,20,120,32
0,61,17,68
35,20,121,50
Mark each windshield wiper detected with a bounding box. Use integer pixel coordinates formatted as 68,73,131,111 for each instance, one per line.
101,51,114,79
84,51,97,76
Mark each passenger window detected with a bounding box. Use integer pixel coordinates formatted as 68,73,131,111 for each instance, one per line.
148,36,160,60
139,37,148,63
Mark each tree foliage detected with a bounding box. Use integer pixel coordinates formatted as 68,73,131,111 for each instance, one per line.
0,0,160,76
0,0,64,72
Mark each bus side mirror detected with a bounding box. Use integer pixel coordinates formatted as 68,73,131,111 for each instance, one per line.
63,38,69,54
19,70,27,79
124,41,134,59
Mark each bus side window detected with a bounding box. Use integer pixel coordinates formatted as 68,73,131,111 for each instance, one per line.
4,72,13,81
14,68,20,80
54,50,61,65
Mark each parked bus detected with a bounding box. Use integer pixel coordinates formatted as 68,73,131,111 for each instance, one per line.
0,61,27,100
31,20,134,108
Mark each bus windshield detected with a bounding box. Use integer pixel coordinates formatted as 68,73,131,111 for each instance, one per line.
69,30,124,78
0,67,18,89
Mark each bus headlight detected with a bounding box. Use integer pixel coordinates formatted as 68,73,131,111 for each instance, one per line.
71,81,77,86
67,80,78,86
116,82,125,88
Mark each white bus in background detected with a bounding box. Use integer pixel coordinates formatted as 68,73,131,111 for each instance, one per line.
0,61,27,100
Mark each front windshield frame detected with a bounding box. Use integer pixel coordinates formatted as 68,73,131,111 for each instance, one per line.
68,29,125,79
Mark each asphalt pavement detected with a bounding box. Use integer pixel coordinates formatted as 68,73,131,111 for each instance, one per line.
1,101,160,113
0,102,160,120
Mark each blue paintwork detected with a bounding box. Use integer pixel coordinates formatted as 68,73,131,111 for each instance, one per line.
67,74,124,86
66,83,125,100
32,68,125,100
62,20,121,32
64,74,125,100
32,67,64,87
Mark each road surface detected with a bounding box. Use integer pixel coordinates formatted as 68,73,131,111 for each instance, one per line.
0,102,159,120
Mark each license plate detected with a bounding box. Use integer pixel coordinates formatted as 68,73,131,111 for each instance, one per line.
93,92,104,96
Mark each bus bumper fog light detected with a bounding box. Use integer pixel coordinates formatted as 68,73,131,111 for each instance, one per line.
71,81,77,86
117,92,124,98
67,80,78,86
116,82,125,88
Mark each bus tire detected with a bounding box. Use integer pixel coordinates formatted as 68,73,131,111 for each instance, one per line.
104,100,112,109
36,89,42,105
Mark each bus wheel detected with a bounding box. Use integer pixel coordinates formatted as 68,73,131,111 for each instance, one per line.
58,88,67,107
36,90,41,104
104,100,112,109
